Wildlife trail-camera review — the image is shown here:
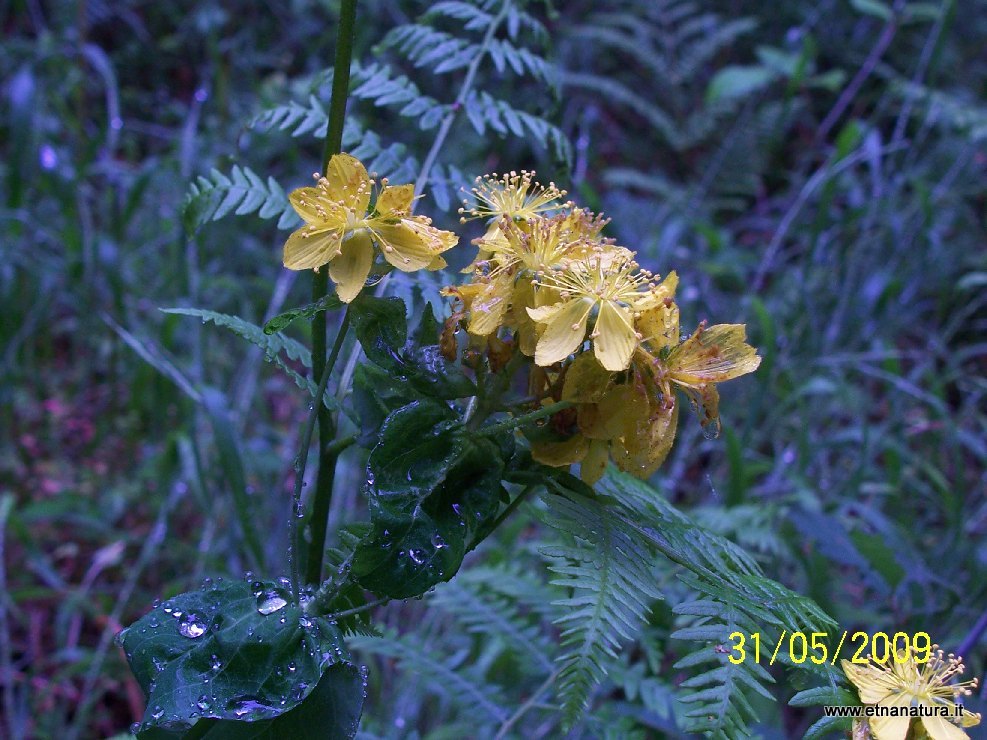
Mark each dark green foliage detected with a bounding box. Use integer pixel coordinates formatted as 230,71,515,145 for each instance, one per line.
352,400,507,598
120,580,362,737
4,0,987,738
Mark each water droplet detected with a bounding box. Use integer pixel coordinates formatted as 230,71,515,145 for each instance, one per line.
196,694,212,711
113,628,128,647
251,580,265,595
451,503,462,516
178,613,207,639
210,655,222,672
151,598,161,608
227,697,278,720
148,616,160,628
288,661,297,673
162,602,174,614
430,533,446,549
130,721,141,734
257,590,289,615
152,657,166,673
150,705,164,720
201,577,213,591
299,616,313,629
409,548,426,565
243,571,254,582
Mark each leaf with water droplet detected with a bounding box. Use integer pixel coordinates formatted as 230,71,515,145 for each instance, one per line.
351,400,507,599
121,580,362,737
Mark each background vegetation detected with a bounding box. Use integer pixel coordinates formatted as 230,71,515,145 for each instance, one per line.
1,0,985,737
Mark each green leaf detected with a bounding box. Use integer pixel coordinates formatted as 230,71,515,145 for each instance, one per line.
138,664,365,739
349,295,475,400
349,295,408,369
705,65,777,104
850,0,893,21
263,295,344,335
352,400,506,598
350,363,416,448
121,581,360,735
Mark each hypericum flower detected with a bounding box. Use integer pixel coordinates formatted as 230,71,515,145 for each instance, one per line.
527,351,673,484
282,153,457,302
527,251,663,371
842,648,981,740
460,170,567,228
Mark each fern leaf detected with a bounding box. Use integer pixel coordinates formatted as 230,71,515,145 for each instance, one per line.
160,308,335,409
349,631,510,725
539,489,662,726
182,165,299,232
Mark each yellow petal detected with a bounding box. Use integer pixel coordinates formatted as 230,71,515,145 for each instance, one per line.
637,301,680,351
593,301,638,372
533,298,594,367
328,230,374,303
427,254,448,270
283,227,343,271
468,274,512,336
613,398,678,478
288,187,347,226
531,434,589,467
562,352,612,403
870,693,913,740
920,715,970,740
373,219,457,272
376,183,415,216
841,660,896,705
325,153,371,213
580,439,609,485
668,323,761,386
527,302,563,323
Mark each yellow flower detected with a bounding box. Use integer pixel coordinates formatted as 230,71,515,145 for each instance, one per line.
460,170,567,234
842,647,981,740
283,153,457,302
528,353,674,484
527,250,662,371
633,280,760,434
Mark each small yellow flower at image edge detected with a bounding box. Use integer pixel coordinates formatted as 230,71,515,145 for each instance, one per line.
841,646,981,740
282,153,457,302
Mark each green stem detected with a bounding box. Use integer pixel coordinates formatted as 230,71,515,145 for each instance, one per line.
290,312,350,597
304,0,358,589
479,400,573,438
304,310,351,587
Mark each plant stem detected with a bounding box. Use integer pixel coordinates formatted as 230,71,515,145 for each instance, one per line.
328,596,391,621
304,310,351,586
304,0,358,589
479,400,573,438
290,313,349,597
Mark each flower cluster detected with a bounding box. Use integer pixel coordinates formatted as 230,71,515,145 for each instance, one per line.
842,648,981,740
282,153,457,302
446,172,761,484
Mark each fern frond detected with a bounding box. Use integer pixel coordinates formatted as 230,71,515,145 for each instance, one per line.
182,165,299,232
382,24,478,73
463,90,571,162
349,631,511,725
350,63,446,129
429,571,556,675
539,489,662,726
160,308,335,409
247,95,328,138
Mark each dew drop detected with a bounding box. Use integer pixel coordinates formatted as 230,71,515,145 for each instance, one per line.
150,705,164,720
409,548,426,565
113,628,128,647
130,722,141,734
196,694,212,711
430,533,446,549
178,613,207,639
257,590,289,615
